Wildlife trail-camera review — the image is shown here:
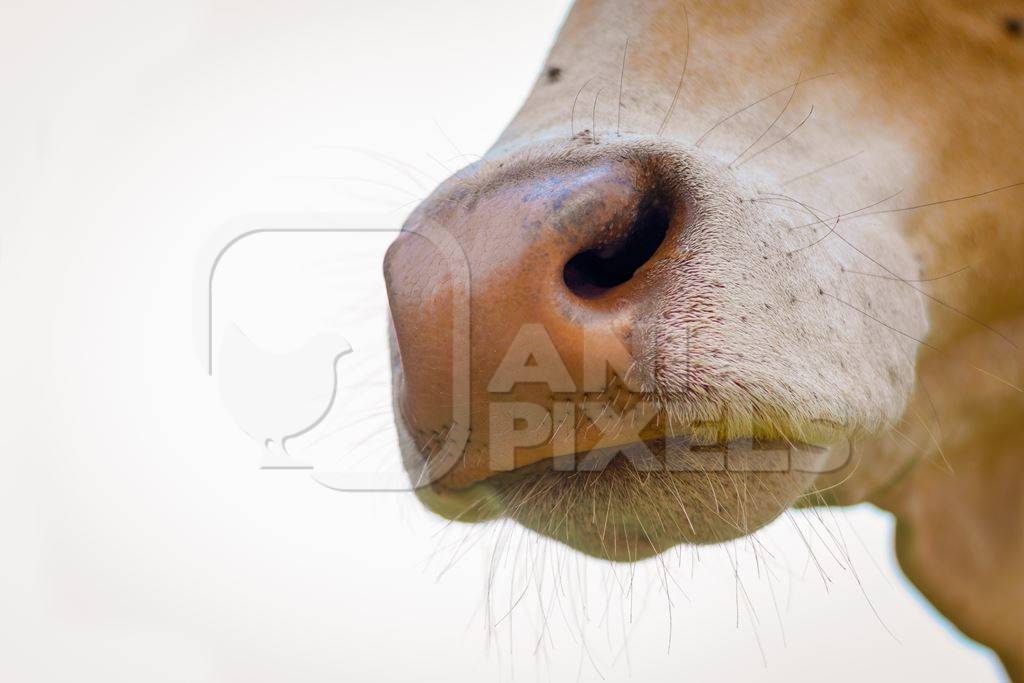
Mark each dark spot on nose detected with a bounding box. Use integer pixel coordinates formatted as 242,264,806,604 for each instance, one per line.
1005,17,1023,36
545,66,562,83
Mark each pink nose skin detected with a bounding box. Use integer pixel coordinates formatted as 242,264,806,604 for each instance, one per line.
384,160,688,489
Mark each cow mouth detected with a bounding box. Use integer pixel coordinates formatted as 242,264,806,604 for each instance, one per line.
416,434,833,561
482,434,829,480
396,387,846,487
401,403,846,559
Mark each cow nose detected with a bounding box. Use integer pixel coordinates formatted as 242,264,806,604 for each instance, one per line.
560,190,672,299
384,160,684,489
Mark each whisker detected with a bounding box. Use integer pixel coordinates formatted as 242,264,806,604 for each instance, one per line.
761,185,904,230
730,71,803,167
786,181,1024,230
905,403,953,475
761,189,902,254
797,451,864,499
735,105,815,168
443,152,484,163
275,175,421,197
972,365,1024,393
617,36,630,135
570,76,599,138
696,72,832,148
425,151,454,175
313,144,438,189
843,263,973,283
592,87,606,142
848,180,1024,220
829,228,1019,350
790,214,841,254
432,117,463,157
750,190,893,263
657,3,690,137
781,150,864,186
783,507,832,589
822,291,941,352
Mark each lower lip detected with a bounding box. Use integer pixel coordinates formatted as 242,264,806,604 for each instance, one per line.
476,435,828,481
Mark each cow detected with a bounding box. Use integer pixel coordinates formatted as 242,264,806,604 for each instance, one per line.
382,1,1024,677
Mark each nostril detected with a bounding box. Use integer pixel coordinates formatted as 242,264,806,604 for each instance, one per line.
562,197,672,299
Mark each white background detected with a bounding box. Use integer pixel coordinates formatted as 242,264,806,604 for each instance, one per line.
0,1,1006,681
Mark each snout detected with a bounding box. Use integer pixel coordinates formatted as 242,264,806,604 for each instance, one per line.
385,155,689,487
384,137,926,554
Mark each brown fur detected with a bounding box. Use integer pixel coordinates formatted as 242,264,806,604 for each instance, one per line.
392,1,1024,675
